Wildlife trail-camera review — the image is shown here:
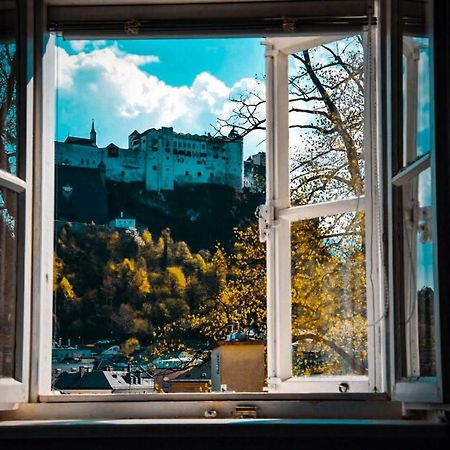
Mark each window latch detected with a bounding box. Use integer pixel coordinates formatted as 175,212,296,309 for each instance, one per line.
256,204,275,243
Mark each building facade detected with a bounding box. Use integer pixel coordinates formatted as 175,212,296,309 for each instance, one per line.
56,124,243,191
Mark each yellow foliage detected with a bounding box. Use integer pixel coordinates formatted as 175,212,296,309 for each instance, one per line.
59,276,77,301
142,229,153,245
53,253,63,291
122,337,140,357
167,266,186,294
134,267,151,296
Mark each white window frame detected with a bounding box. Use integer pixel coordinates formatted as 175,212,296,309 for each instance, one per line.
0,0,34,409
389,25,442,403
264,31,386,394
34,7,388,402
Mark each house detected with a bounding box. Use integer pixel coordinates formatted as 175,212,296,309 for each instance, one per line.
168,361,211,393
243,152,266,192
211,340,265,393
109,211,136,230
54,367,154,393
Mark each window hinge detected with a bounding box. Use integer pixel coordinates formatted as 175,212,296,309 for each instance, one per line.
267,377,282,390
256,204,276,243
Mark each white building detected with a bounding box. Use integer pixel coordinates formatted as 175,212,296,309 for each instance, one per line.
109,212,136,230
243,152,266,192
55,123,243,191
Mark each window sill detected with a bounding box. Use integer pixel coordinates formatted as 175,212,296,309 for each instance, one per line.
0,417,448,443
0,394,403,422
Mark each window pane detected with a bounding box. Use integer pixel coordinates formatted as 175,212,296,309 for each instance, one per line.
401,0,432,167
0,187,18,378
291,211,367,376
0,1,19,177
288,36,365,206
401,168,435,377
53,37,267,393
402,37,431,165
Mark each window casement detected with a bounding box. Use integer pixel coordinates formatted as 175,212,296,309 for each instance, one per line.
388,0,444,403
0,0,33,408
263,29,385,394
0,0,449,419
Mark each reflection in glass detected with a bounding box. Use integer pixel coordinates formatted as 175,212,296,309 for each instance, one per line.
288,36,365,206
402,36,431,165
402,168,435,377
0,188,18,378
0,1,18,176
291,211,367,376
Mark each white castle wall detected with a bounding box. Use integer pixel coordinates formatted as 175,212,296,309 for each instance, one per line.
55,142,144,183
56,126,243,191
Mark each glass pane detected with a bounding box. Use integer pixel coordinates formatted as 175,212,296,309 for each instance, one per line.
291,211,367,376
401,0,432,166
401,168,435,377
0,187,18,378
402,37,431,165
53,37,267,393
0,1,19,177
288,36,365,206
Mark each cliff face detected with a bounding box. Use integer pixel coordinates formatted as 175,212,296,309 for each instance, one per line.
106,181,264,252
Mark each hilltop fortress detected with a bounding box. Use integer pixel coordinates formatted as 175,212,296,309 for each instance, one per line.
56,122,244,191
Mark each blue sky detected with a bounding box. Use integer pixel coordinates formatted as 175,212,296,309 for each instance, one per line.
56,38,266,158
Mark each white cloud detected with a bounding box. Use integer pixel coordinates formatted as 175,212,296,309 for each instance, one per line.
57,44,266,154
70,40,89,52
69,40,109,52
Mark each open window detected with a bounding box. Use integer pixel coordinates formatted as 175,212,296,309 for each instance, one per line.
1,0,449,419
389,0,443,403
263,28,385,393
39,0,385,400
0,0,33,408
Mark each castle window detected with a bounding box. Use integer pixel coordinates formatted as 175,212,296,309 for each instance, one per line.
197,172,202,177
185,171,189,176
153,166,157,170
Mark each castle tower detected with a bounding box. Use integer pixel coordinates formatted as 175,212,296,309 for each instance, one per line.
90,119,97,144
